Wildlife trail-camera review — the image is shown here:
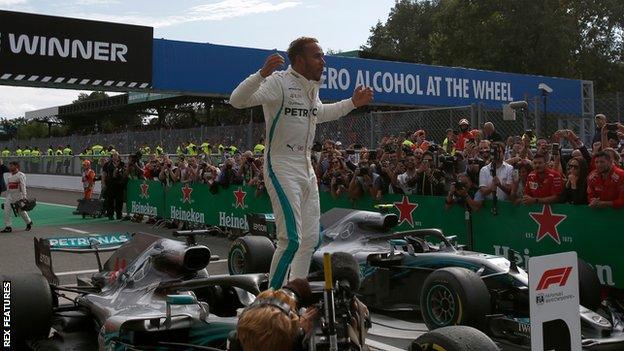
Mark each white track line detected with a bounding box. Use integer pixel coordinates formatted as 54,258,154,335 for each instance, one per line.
60,227,90,234
366,339,407,351
213,259,228,263
56,269,99,276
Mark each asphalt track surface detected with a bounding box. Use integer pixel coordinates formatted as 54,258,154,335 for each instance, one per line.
0,188,429,350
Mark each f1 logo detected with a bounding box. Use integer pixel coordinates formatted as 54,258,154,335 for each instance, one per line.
536,267,573,291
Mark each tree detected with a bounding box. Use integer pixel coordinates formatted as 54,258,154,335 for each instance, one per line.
362,0,624,93
72,91,109,104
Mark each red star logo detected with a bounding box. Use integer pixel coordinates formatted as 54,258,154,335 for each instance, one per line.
529,205,567,244
139,182,149,199
181,184,193,203
393,196,418,227
234,187,247,208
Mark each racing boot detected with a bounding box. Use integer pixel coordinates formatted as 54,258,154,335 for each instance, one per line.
1,227,12,233
26,222,33,231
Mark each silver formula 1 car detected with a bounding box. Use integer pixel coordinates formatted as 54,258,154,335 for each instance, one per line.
228,208,624,350
4,230,266,350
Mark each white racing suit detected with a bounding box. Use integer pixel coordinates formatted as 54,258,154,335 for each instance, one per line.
231,66,355,289
4,171,31,227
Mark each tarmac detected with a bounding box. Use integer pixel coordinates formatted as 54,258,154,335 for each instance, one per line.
0,187,427,350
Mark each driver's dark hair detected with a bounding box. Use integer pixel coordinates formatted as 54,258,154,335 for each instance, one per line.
287,37,318,63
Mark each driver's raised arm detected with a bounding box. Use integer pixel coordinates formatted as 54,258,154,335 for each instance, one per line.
316,97,356,124
229,72,282,109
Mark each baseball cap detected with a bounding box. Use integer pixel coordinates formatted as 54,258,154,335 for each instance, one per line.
459,119,469,126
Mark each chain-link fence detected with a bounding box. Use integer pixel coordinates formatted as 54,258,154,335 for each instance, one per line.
2,93,622,155
1,123,266,155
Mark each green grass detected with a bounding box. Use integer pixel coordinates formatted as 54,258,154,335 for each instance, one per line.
0,198,109,227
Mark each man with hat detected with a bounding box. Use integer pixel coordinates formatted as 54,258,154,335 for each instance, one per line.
456,118,476,151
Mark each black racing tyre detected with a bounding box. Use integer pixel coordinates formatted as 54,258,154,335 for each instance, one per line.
420,267,491,331
578,257,602,310
228,236,275,275
1,273,53,344
409,325,499,351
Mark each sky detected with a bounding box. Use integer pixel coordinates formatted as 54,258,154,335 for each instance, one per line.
0,0,395,118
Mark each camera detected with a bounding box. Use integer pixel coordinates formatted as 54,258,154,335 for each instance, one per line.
452,181,466,191
332,172,343,185
552,143,560,154
606,123,618,131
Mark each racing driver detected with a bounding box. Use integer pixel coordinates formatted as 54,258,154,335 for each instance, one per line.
230,37,374,288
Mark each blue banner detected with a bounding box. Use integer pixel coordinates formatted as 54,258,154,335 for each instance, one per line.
152,39,582,113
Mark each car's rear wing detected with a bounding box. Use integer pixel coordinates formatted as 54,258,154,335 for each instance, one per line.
34,233,131,286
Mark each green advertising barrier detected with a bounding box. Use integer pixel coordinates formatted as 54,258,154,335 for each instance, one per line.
126,180,467,239
126,180,622,289
164,182,272,229
472,201,620,288
126,179,166,217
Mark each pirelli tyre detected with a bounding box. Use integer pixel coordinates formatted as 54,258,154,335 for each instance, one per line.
1,273,53,345
228,236,275,275
408,326,499,351
420,267,491,331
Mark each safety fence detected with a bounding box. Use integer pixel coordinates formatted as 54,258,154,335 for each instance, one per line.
127,179,622,290
0,154,227,177
4,91,623,153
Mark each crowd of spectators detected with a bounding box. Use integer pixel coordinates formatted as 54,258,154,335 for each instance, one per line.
57,113,624,218
311,115,624,210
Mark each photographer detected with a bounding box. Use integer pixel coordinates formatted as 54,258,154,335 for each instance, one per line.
236,151,256,185
143,155,162,181
218,157,242,187
400,152,445,196
397,154,419,195
236,277,370,351
510,160,533,205
445,173,483,211
479,142,513,201
199,162,221,184
324,158,350,198
377,157,402,195
159,157,179,187
348,159,382,200
125,153,145,180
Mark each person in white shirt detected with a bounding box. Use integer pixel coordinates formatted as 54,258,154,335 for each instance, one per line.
2,161,32,233
479,142,514,201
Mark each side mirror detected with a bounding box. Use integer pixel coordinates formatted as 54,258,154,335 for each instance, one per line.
165,294,198,328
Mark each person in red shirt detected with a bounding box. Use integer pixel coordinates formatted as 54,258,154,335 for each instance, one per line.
455,119,475,151
587,151,624,209
81,160,96,199
523,153,563,205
